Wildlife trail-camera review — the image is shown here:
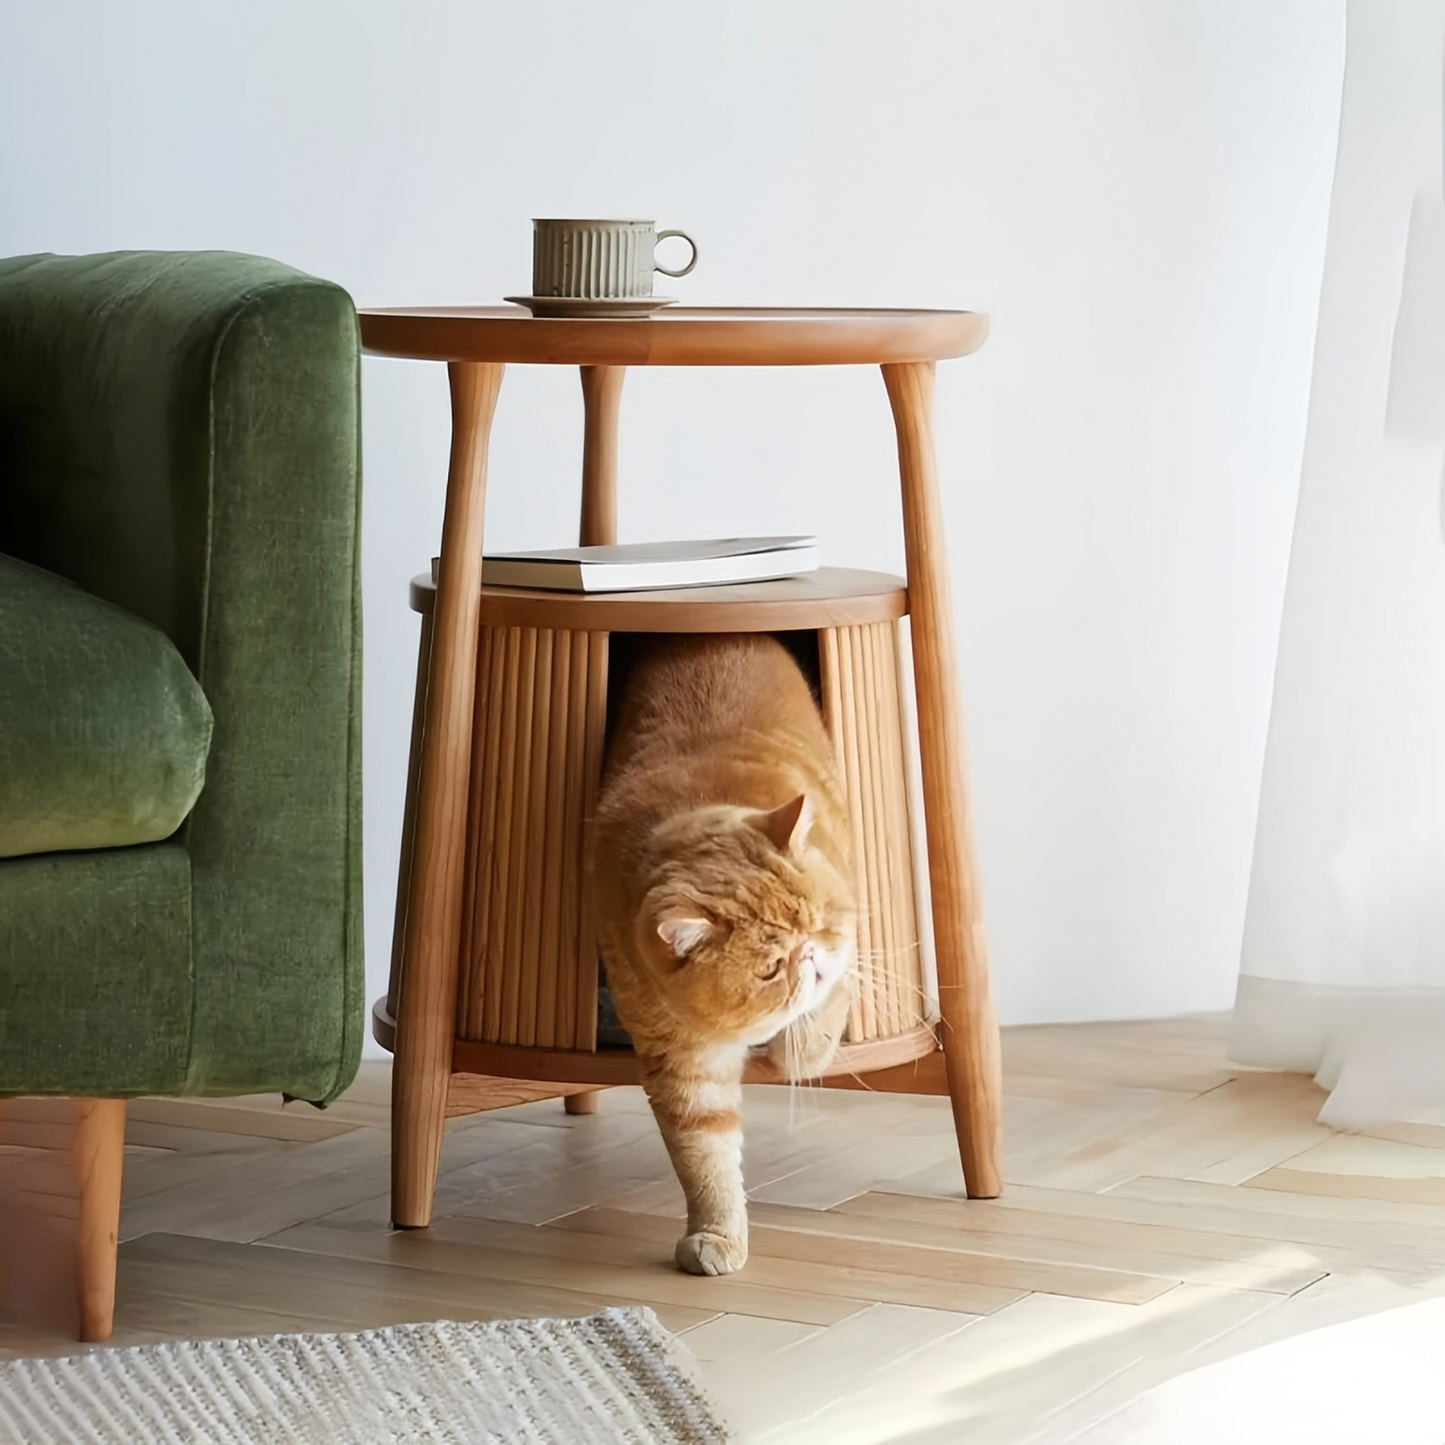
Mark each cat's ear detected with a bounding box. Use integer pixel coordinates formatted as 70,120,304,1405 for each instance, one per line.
749,794,813,855
657,915,712,959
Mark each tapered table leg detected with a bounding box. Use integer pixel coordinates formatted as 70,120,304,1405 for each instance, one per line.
392,361,505,1228
579,365,625,546
882,360,1004,1199
72,1097,125,1342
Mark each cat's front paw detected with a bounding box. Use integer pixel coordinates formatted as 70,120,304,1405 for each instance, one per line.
675,1230,748,1276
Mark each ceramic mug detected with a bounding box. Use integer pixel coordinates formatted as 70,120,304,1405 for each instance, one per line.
531,218,699,299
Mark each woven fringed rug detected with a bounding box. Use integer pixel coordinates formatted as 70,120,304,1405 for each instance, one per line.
0,1308,732,1444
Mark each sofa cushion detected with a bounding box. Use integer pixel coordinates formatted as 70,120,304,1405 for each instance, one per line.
0,553,213,858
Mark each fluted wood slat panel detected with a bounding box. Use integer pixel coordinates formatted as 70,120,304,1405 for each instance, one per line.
843,627,878,1034
499,628,539,1044
456,623,916,1052
556,635,590,1048
836,631,877,1041
478,629,522,1042
534,632,573,1048
458,627,607,1047
517,630,555,1047
461,620,511,1037
818,630,867,1045
574,635,609,1050
819,622,924,1042
455,625,494,1037
880,623,924,1025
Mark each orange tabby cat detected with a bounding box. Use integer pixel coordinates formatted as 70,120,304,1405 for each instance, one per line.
593,633,857,1276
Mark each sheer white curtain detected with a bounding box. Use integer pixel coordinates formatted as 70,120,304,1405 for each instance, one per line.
1234,0,1445,1127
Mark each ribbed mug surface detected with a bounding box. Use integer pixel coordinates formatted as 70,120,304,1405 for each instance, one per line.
532,220,657,299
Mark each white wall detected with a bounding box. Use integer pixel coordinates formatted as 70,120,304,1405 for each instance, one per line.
0,1,1344,1039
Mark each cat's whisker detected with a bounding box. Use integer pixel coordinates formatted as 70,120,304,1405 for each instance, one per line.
852,943,922,962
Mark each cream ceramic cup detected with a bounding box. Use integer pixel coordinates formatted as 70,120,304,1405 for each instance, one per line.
531,219,699,299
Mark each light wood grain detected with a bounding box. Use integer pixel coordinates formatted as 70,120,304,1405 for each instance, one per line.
1113,1172,1445,1240
1264,1130,1445,1181
870,621,921,1036
833,626,877,1041
445,1074,592,1117
409,566,907,633
124,1098,356,1145
459,622,508,1039
278,1216,868,1328
452,625,604,1070
549,1209,1022,1315
860,625,895,1035
500,627,539,1046
817,629,863,1043
817,1044,952,1098
879,621,924,1027
517,628,554,1048
388,610,433,1023
751,1205,1186,1305
119,1127,392,1245
454,625,492,1041
359,307,989,369
390,360,505,1229
579,365,624,546
535,632,571,1049
1244,1167,1445,1207
855,625,895,1035
481,626,524,1044
14,1017,1445,1444
575,632,608,1051
558,633,590,1048
818,1195,1328,1294
884,359,1003,1199
853,1193,1444,1296
121,1231,716,1338
552,1204,1176,1305
1007,1072,1332,1193
71,1098,125,1341
755,1284,1280,1445
1002,1014,1237,1094
444,1022,939,1087
702,1301,980,1445
679,1312,823,1361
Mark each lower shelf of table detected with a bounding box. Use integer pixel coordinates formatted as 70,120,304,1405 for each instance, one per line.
371,998,941,1090
410,565,908,632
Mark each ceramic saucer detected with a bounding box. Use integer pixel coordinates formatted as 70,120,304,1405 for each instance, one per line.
503,295,678,319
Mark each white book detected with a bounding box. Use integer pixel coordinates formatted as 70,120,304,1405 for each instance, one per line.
475,535,820,593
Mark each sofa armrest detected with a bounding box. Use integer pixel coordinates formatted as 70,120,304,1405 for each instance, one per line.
0,252,363,1103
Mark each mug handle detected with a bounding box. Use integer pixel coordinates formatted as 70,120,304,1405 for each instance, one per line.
654,229,699,279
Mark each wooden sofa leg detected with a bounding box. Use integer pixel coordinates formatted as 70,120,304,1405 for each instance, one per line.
71,1098,125,1343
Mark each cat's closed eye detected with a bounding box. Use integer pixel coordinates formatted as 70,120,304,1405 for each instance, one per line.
757,955,787,981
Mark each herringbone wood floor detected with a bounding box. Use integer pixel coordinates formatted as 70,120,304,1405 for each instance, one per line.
4,1015,1445,1443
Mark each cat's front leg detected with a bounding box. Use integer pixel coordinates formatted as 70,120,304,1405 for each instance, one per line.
641,1050,749,1276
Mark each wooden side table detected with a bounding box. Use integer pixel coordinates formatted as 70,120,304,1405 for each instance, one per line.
359,307,1004,1227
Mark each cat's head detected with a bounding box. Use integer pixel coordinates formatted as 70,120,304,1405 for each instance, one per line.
633,794,857,1045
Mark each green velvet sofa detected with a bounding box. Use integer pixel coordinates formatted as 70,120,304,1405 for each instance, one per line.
0,251,364,1337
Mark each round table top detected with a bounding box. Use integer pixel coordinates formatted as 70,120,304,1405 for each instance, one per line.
357,306,988,367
